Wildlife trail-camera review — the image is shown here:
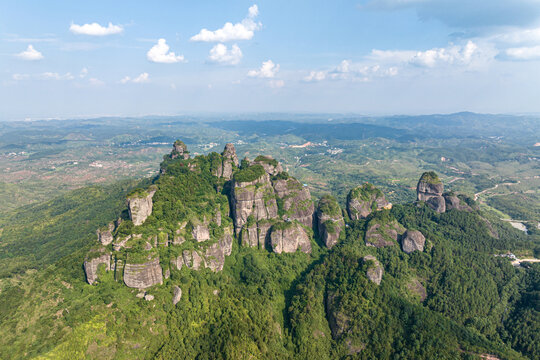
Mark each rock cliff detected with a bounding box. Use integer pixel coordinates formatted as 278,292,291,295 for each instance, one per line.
127,186,157,226
365,219,405,247
347,183,390,220
401,229,426,253
123,257,163,289
316,195,344,248
96,222,114,246
84,251,111,285
363,255,383,285
417,171,446,213
270,222,312,254
272,177,314,228
171,140,189,160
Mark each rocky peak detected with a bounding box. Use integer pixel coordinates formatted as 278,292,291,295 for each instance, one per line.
270,221,312,254
96,222,115,246
363,255,383,285
316,195,344,249
215,143,239,180
171,140,189,160
222,143,239,166
272,176,314,228
347,183,391,220
417,171,446,213
252,155,283,176
365,218,405,248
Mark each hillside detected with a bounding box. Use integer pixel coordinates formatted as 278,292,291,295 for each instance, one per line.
0,142,538,359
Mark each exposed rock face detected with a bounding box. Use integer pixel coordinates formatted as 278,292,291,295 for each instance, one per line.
316,195,344,249
401,229,426,253
127,188,156,226
444,193,473,212
325,291,350,339
347,183,390,220
192,224,210,242
97,223,114,246
84,252,111,285
231,172,278,235
171,140,189,160
417,172,445,213
363,255,383,285
182,250,205,270
273,178,314,228
173,286,182,305
270,222,311,254
252,155,283,176
365,220,405,248
205,230,233,272
215,143,239,180
123,257,163,289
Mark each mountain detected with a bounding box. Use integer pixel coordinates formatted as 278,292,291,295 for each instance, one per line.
0,141,537,359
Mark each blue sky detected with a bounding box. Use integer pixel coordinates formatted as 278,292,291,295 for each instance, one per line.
1,0,540,120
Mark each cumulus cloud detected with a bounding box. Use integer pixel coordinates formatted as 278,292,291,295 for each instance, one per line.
505,45,540,60
208,43,243,65
70,22,123,36
248,60,280,78
147,39,185,63
305,60,398,82
120,73,150,84
191,4,261,42
16,45,43,60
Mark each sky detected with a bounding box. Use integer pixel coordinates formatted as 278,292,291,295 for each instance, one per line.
1,0,540,120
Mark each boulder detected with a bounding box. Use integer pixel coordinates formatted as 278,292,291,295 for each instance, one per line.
416,172,445,213
365,219,405,248
192,224,210,242
347,183,390,220
123,257,163,289
270,222,311,254
96,223,114,246
363,255,383,285
173,286,182,305
316,195,344,249
127,187,157,226
84,251,111,285
144,294,154,301
401,229,426,253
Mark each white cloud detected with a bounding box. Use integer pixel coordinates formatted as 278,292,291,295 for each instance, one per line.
305,60,399,82
505,45,540,60
69,22,123,36
79,68,88,78
120,73,150,84
16,45,43,60
88,78,105,86
39,72,75,80
191,4,261,42
491,26,540,45
12,73,30,81
269,79,285,88
147,39,185,63
208,43,243,65
248,60,280,78
304,71,326,82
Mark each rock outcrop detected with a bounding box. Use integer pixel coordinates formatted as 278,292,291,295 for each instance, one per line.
231,171,278,235
173,286,182,305
326,291,350,339
273,177,314,228
316,195,344,249
127,187,157,226
252,155,283,176
171,140,189,160
270,222,312,254
204,230,234,272
365,219,405,247
401,229,426,253
347,183,390,220
84,251,111,285
444,193,473,212
192,224,210,242
123,257,163,289
363,255,383,285
417,172,446,213
97,223,114,246
214,143,239,180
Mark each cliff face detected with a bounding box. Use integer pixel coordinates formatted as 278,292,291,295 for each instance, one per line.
273,177,314,228
96,223,114,246
123,257,163,289
171,140,189,160
270,222,311,254
401,230,426,253
417,172,446,213
347,183,390,220
214,143,239,180
316,195,344,249
365,219,406,248
84,251,111,285
127,187,156,226
363,255,383,285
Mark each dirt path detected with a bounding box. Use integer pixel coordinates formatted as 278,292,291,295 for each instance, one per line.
474,181,520,201
511,258,540,266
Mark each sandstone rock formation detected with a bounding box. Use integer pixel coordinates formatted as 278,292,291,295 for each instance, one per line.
316,195,344,249
270,222,312,254
363,255,383,285
252,155,283,176
444,193,473,212
401,229,426,253
127,187,157,226
347,183,390,220
214,143,239,180
171,140,189,160
173,286,182,305
192,224,210,242
417,172,445,213
325,291,350,339
84,251,111,285
204,230,233,272
365,219,405,247
273,177,314,228
123,257,163,289
231,171,277,235
97,223,114,246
